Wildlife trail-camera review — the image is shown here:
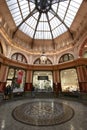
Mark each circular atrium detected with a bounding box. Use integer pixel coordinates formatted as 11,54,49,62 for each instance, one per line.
0,1,87,130
0,0,87,93
0,0,87,101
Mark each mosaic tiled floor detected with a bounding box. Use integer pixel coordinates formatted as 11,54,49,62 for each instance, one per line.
12,100,74,126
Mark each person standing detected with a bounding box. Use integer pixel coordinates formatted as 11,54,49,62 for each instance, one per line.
4,85,12,100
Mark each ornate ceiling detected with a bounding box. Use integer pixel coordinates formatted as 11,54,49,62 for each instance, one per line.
5,0,82,39
0,0,87,54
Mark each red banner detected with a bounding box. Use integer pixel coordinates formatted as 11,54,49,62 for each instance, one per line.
17,71,23,84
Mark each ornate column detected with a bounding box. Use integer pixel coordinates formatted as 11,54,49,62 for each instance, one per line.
76,65,87,92
53,70,61,93
0,64,8,92
24,70,33,91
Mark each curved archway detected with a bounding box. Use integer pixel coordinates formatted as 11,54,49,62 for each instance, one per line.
11,53,27,63
59,53,74,63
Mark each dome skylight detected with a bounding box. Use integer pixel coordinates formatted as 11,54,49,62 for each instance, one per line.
6,0,83,40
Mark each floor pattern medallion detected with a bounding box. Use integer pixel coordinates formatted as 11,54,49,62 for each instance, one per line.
12,100,74,126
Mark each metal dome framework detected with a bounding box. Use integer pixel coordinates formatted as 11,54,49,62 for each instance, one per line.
6,0,83,49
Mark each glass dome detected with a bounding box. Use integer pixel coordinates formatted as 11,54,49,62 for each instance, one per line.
6,0,83,40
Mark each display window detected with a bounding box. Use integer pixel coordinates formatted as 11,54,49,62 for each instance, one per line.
6,68,26,93
33,71,53,92
60,68,79,92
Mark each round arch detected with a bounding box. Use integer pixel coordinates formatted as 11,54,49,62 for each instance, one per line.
58,53,74,63
11,52,28,63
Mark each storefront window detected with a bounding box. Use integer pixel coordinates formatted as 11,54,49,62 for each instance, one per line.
60,68,79,92
6,68,26,93
33,71,53,92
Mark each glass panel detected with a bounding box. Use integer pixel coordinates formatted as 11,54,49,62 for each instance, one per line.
35,31,52,39
20,23,34,37
51,4,58,12
59,0,69,8
64,17,72,24
52,27,61,38
52,24,67,38
64,55,68,61
58,11,65,20
33,12,40,20
13,15,22,21
37,22,50,31
29,2,35,11
20,4,29,10
50,17,61,30
26,16,37,29
39,13,48,22
6,0,17,5
22,57,27,63
7,68,14,79
65,12,75,20
33,71,53,92
64,20,71,27
75,0,83,4
5,0,83,39
11,8,20,14
22,12,29,19
12,69,26,93
11,54,17,60
69,54,74,60
48,12,54,20
60,68,79,92
59,4,67,13
19,0,28,6
17,54,22,62
68,5,78,14
70,1,81,8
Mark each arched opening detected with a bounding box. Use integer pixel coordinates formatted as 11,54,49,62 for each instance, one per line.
59,53,74,63
11,53,27,63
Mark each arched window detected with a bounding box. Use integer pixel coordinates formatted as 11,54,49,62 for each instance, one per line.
34,58,52,64
11,53,27,63
0,43,3,54
59,53,74,63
